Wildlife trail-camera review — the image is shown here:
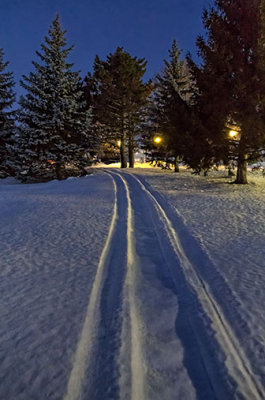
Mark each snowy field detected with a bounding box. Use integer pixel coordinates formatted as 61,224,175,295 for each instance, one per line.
0,167,265,400
132,167,265,396
0,174,114,399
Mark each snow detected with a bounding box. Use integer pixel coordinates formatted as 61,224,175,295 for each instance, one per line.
64,173,118,400
0,173,114,399
0,167,265,399
131,167,265,395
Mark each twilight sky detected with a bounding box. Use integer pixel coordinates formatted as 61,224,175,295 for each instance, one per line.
1,0,210,97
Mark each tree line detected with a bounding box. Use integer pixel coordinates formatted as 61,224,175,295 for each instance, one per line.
1,0,265,184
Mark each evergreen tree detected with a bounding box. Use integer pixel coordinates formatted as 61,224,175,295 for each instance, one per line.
190,0,265,183
86,47,152,168
186,44,231,175
0,48,16,178
17,15,93,181
151,40,193,172
83,71,105,159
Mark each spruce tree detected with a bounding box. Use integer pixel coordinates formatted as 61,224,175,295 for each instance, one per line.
0,48,16,178
86,47,151,168
18,15,92,181
190,0,265,183
151,40,192,172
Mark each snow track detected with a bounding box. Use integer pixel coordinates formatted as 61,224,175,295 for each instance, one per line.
127,172,265,400
116,173,146,400
64,172,146,400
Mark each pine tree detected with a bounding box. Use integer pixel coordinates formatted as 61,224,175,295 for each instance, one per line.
17,15,93,181
186,36,232,175
0,48,16,178
86,47,152,168
151,40,193,172
190,0,265,183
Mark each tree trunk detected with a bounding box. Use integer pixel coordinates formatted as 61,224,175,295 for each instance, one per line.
128,132,134,168
228,166,235,177
120,112,127,168
174,156,179,172
120,136,127,168
55,162,63,180
235,153,248,184
129,148,134,168
127,120,135,168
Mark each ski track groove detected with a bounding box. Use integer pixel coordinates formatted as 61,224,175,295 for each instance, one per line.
112,172,146,400
63,174,118,400
127,172,264,400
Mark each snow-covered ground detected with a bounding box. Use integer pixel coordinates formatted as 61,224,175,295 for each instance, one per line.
0,173,114,399
132,167,265,397
0,167,264,399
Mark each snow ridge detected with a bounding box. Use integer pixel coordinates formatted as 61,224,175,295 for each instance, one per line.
116,173,146,400
129,173,265,400
63,175,118,400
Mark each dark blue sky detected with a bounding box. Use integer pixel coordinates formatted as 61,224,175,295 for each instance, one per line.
1,0,210,97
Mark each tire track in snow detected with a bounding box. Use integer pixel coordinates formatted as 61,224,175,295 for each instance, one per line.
111,172,146,400
64,174,118,400
128,172,264,400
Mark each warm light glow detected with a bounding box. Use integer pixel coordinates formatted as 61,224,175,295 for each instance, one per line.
154,136,162,144
229,130,237,138
117,140,121,147
48,160,55,165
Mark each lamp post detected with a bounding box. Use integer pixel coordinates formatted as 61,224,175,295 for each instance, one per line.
227,126,241,177
152,136,163,167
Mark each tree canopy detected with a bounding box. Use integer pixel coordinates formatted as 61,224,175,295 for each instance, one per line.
189,0,265,183
85,47,152,168
17,15,93,181
2,4,265,184
0,48,16,177
151,39,193,171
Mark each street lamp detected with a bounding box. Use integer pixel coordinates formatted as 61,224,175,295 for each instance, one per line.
229,130,237,138
227,123,241,141
227,126,241,177
154,136,162,144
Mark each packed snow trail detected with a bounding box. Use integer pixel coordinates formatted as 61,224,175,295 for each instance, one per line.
62,170,265,400
106,171,264,399
64,172,146,400
117,173,146,400
121,171,264,400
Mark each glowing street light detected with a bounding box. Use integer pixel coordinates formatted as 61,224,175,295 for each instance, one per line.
228,128,241,141
117,140,121,147
154,136,162,144
229,130,237,138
